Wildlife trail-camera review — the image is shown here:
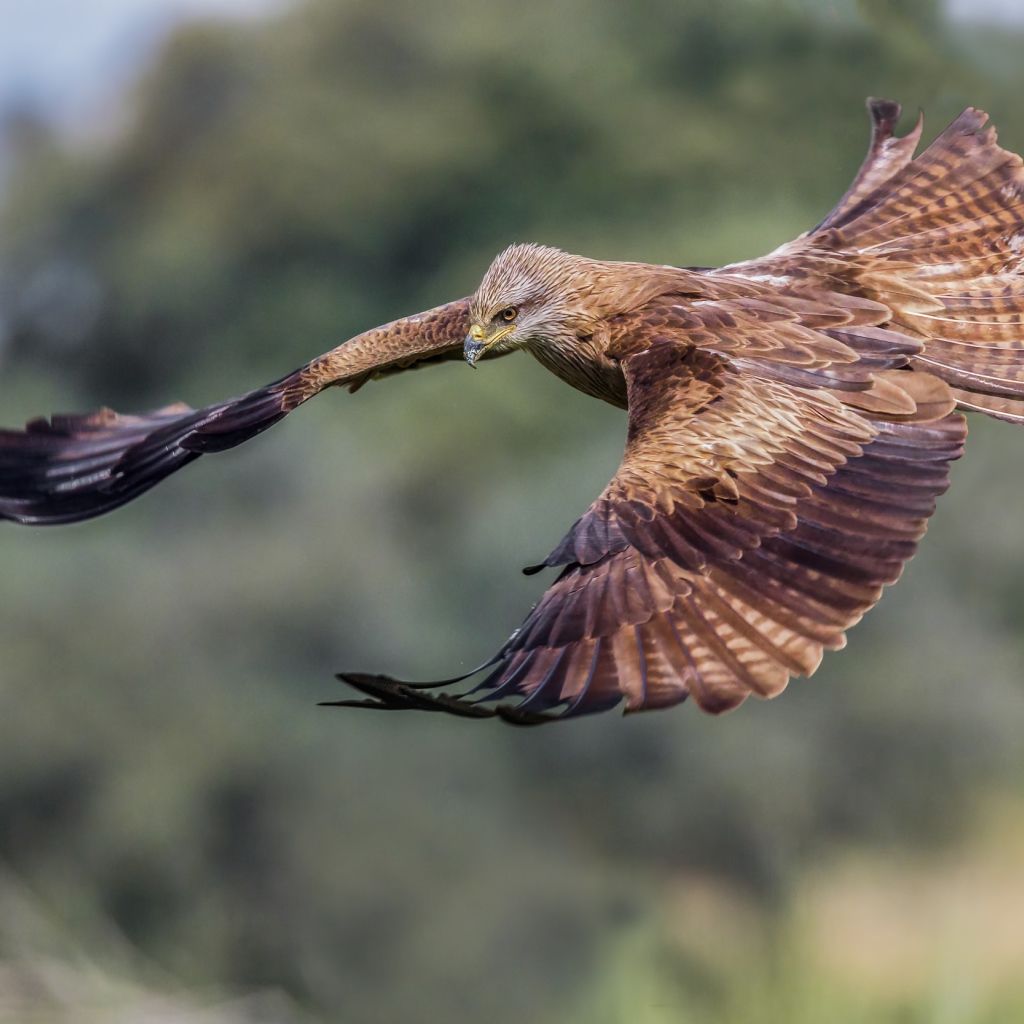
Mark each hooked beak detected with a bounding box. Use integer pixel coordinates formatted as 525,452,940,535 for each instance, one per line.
464,323,515,366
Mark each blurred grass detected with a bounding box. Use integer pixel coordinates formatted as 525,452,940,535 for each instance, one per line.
571,797,1024,1024
9,798,1024,1022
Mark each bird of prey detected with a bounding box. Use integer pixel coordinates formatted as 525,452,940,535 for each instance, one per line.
2,99,1023,724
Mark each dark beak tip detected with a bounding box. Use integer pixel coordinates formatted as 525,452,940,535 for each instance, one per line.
464,337,485,366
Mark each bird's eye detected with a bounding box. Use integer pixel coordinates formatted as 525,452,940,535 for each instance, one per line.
499,307,517,322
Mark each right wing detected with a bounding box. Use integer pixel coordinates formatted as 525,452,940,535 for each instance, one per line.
0,297,473,525
333,342,965,723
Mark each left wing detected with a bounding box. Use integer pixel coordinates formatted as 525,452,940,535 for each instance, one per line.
0,298,476,524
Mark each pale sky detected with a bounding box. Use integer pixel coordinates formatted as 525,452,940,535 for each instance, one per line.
947,0,1024,25
0,0,289,129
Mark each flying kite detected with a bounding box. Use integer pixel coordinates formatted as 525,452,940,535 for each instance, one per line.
2,100,1022,723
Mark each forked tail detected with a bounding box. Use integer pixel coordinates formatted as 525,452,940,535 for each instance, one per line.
824,101,1024,423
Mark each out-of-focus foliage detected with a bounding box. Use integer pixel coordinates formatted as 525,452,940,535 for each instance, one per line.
2,0,1024,1021
567,799,1024,1024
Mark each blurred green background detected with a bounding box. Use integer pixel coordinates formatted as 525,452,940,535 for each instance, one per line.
3,0,1024,1020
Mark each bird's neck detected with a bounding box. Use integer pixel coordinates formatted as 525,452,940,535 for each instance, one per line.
527,333,628,408
522,258,709,408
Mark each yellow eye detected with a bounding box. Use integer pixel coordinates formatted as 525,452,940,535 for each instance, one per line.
500,307,517,321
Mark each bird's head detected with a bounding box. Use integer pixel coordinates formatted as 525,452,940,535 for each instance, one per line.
465,244,592,365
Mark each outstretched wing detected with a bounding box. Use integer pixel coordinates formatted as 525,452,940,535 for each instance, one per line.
0,298,473,524
331,341,964,723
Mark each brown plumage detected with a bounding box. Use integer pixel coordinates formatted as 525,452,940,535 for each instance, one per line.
3,99,1024,724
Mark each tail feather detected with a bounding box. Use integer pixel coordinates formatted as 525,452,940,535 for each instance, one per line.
827,103,1024,423
818,98,925,233
946,388,1024,424
837,107,1018,245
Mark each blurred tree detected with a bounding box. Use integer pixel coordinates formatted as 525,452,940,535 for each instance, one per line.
2,1,1024,1022
0,0,995,404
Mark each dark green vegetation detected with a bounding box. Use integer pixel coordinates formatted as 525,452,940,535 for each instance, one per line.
2,0,1024,1020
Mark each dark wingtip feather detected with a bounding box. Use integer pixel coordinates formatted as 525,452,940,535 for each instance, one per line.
325,671,560,725
0,376,301,526
325,674,497,718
